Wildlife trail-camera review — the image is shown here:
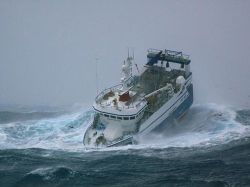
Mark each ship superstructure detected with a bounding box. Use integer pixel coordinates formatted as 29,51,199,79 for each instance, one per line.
83,49,193,147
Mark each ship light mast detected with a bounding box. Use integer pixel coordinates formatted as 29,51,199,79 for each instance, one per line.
121,53,133,91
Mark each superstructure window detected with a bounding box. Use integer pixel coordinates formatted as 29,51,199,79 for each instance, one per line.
130,116,135,120
110,115,116,119
123,117,129,120
104,114,109,117
117,116,122,120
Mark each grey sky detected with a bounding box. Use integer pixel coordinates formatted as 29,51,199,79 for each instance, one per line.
0,0,250,107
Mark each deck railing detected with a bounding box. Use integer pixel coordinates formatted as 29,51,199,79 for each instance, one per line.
95,84,122,103
95,84,147,110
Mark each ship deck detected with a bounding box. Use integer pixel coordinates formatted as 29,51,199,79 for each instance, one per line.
95,66,187,113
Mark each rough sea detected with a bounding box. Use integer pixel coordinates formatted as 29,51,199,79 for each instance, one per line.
0,103,250,187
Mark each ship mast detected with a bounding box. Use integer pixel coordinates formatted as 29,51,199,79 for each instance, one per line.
121,50,133,91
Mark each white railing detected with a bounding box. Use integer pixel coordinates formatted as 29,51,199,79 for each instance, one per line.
95,84,147,110
95,84,122,103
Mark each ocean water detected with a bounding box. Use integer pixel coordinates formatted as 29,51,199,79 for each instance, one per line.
0,104,250,187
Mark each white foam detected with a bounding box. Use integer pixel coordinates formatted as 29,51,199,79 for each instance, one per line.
0,110,94,151
0,132,6,142
136,103,249,148
0,103,249,152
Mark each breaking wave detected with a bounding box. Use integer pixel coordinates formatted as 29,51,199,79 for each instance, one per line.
1,103,250,187
0,103,249,151
138,103,250,148
0,110,94,150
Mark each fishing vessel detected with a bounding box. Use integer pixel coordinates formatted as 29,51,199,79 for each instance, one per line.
83,49,193,147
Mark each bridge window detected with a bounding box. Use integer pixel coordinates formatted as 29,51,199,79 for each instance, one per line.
123,117,129,120
117,116,122,120
104,114,109,117
130,116,135,120
110,115,116,119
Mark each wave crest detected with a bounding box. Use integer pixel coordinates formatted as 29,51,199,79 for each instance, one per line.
0,103,249,151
